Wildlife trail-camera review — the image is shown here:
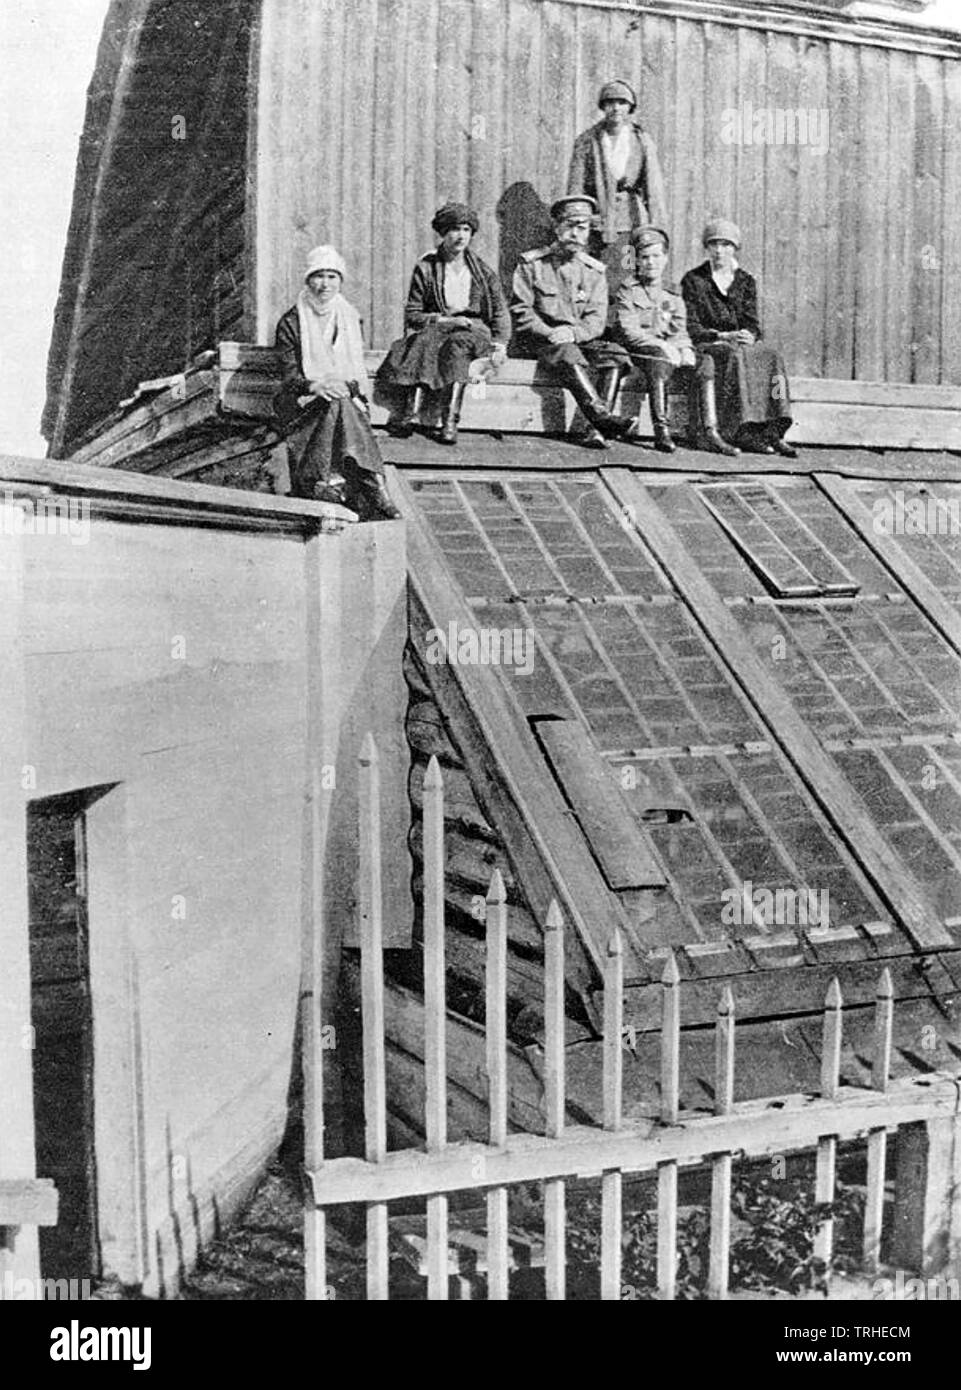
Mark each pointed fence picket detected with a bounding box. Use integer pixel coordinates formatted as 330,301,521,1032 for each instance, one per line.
302,737,961,1302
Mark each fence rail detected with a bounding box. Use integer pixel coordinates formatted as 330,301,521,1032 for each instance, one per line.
303,738,961,1300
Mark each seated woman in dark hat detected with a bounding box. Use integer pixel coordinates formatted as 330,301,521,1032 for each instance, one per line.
274,245,399,519
681,219,798,458
377,202,511,446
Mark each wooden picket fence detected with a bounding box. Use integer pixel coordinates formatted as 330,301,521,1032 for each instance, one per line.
302,736,961,1300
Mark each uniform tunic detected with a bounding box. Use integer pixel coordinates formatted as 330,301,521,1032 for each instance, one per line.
613,279,695,364
510,245,629,372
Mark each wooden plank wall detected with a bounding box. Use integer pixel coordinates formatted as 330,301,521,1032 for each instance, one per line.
253,0,961,386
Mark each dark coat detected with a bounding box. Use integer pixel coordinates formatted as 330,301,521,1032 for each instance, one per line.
403,249,511,345
272,307,381,494
680,261,762,345
274,306,311,427
273,305,370,428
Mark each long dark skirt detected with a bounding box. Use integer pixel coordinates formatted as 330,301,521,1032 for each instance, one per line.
285,395,383,499
376,320,493,392
698,341,793,441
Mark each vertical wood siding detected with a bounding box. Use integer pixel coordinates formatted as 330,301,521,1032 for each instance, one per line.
254,0,961,385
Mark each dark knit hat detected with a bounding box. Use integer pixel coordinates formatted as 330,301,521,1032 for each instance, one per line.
432,202,480,235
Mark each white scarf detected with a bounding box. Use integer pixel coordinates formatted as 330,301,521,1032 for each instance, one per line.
296,289,369,393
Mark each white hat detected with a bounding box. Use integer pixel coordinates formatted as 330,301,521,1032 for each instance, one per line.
304,245,347,280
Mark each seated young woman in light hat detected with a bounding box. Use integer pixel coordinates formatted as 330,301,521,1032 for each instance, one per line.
274,245,400,518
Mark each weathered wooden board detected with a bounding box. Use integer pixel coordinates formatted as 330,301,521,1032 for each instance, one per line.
534,719,666,889
616,950,961,1033
396,467,651,992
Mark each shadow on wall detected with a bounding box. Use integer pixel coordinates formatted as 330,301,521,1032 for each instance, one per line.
495,182,554,294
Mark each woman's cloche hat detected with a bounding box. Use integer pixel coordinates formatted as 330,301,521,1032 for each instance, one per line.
304,245,347,280
702,219,741,249
597,79,637,111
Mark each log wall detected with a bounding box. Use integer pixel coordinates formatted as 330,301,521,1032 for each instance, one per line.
45,0,258,454
253,0,961,385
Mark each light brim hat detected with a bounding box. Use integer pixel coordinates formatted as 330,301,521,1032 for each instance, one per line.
702,219,741,250
304,245,347,281
550,194,597,222
632,225,670,252
598,79,637,111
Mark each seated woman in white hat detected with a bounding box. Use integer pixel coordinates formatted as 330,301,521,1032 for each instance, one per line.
274,245,400,518
681,220,798,458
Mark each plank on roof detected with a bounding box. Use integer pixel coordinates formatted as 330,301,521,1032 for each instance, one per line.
393,466,654,989
615,949,961,1034
533,719,666,891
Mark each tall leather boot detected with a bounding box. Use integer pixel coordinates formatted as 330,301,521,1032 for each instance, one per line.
697,376,740,457
646,361,676,454
437,381,467,446
564,363,634,445
385,385,423,438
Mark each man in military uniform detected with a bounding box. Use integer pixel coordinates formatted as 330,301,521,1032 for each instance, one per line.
612,225,695,454
511,194,633,449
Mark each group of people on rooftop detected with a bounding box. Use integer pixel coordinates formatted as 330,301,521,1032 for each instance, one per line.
274,78,797,518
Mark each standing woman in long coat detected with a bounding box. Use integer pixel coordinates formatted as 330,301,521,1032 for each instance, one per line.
377,202,511,446
274,245,399,518
681,219,798,458
567,79,668,302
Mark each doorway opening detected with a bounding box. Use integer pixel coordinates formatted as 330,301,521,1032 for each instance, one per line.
27,790,99,1281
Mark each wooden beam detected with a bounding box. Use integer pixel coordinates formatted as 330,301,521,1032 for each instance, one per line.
216,343,961,450
0,452,353,532
307,1070,961,1206
892,1117,961,1276
601,468,953,953
533,719,666,890
616,950,961,1032
67,370,218,468
815,472,961,659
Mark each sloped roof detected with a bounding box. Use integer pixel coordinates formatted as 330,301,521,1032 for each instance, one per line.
400,464,961,1020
